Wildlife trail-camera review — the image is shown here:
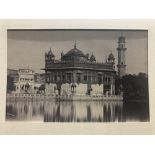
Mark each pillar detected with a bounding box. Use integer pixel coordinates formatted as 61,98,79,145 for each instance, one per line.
110,84,113,95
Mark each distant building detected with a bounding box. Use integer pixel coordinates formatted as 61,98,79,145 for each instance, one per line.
44,36,126,96
7,68,45,94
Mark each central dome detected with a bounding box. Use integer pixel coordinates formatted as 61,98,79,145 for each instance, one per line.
61,43,89,62
64,43,85,57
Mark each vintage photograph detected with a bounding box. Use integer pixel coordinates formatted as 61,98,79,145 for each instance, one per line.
6,29,149,122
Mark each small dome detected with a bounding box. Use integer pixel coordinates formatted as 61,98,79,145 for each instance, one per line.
108,52,115,61
48,48,55,57
118,36,126,43
90,53,96,62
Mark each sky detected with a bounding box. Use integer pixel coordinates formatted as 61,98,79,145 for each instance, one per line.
7,30,148,74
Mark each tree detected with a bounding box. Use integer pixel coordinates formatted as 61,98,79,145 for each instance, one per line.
118,73,149,98
119,73,149,121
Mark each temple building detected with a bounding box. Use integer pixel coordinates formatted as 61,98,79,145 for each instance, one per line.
44,35,127,96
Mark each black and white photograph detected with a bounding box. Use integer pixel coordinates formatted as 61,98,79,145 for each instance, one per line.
6,29,149,122
1,0,155,154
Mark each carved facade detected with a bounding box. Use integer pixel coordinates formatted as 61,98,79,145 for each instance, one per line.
44,40,119,96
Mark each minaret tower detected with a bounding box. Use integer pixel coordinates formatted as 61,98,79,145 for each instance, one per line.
117,33,127,78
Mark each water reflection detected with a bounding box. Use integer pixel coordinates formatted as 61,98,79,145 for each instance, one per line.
6,100,123,122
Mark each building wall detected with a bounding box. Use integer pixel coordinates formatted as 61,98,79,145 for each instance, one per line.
45,70,114,84
45,69,115,95
45,83,57,95
16,69,35,93
7,69,46,94
91,84,103,95
74,83,87,95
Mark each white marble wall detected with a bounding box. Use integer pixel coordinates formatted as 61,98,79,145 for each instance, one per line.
61,83,72,95
75,83,87,95
91,84,103,95
45,83,115,96
45,83,57,95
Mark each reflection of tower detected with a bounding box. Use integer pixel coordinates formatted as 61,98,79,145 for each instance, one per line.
117,34,127,78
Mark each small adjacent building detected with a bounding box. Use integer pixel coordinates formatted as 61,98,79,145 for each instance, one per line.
7,68,35,93
7,68,45,94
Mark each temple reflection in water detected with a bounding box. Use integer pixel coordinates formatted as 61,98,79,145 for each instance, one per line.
6,100,123,122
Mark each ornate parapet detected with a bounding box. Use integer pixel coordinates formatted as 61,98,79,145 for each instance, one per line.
45,61,115,72
56,94,123,102
7,93,123,102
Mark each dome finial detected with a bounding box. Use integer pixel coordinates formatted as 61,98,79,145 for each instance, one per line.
74,40,76,49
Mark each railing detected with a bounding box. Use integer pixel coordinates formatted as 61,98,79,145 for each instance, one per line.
6,93,55,98
57,94,123,101
6,93,123,102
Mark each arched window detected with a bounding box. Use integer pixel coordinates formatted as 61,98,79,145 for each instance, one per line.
76,73,81,83
84,75,87,82
98,75,102,84
54,75,57,82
